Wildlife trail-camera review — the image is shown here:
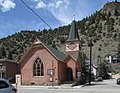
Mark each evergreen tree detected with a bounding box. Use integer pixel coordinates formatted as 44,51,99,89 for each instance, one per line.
99,61,110,79
119,18,120,25
114,9,119,16
0,46,6,58
98,23,102,32
117,42,120,57
81,53,89,83
107,12,111,18
8,51,13,60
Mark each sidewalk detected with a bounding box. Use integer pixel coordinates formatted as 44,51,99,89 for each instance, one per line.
13,84,84,89
13,79,108,89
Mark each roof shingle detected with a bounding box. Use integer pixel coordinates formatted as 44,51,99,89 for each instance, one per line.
66,20,79,41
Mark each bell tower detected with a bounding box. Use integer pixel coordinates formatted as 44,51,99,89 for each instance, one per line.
65,18,81,72
65,19,82,80
65,18,80,57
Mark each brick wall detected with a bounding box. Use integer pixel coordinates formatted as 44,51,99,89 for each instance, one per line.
21,45,63,85
66,56,76,81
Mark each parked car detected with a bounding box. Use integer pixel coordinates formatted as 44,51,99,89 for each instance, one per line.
116,78,120,85
0,79,17,93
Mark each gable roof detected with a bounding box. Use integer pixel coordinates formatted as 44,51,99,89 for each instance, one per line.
70,54,78,61
43,43,66,62
66,19,79,41
65,54,77,62
19,39,66,63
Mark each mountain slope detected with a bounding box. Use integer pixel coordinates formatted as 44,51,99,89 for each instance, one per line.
0,1,120,65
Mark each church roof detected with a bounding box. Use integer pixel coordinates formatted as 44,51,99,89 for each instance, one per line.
70,54,78,61
43,43,66,62
19,39,66,63
66,20,79,41
0,59,17,63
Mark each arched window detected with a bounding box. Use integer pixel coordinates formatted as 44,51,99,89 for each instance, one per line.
33,58,44,76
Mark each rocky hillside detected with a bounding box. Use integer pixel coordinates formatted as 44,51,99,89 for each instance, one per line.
79,1,120,64
0,1,120,65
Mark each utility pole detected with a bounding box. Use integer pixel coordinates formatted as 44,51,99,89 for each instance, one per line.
88,40,93,85
0,63,3,78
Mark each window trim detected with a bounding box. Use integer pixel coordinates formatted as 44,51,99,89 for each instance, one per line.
33,58,44,77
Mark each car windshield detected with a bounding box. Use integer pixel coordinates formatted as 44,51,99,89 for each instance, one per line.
0,80,9,89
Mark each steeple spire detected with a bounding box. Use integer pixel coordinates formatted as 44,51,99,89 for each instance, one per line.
66,18,79,41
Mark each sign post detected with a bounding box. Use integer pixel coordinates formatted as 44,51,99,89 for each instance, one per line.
48,61,56,88
77,72,81,85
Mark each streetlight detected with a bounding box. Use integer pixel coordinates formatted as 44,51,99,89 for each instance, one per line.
88,39,93,85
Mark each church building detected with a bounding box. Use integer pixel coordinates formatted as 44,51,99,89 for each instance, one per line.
19,19,81,85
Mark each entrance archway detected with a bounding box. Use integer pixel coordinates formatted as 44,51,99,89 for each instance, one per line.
66,68,73,81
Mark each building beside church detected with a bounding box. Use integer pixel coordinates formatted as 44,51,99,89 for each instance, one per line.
19,19,81,85
0,59,18,82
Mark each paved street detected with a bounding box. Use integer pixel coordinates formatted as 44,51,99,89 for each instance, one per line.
17,78,120,93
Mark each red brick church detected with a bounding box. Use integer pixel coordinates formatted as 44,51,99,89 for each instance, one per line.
19,19,81,85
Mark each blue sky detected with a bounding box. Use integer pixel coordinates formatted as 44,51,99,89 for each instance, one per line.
0,0,119,38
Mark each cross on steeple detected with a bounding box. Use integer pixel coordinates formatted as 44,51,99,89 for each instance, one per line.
73,15,75,21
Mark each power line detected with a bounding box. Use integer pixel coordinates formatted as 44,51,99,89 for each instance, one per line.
19,0,53,29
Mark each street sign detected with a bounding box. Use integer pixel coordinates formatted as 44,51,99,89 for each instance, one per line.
50,69,54,76
47,69,54,76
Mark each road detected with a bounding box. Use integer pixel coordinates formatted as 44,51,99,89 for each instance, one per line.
17,78,120,93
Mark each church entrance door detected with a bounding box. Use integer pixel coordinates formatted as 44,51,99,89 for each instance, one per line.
66,68,73,81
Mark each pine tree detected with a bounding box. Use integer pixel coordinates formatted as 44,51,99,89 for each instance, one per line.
99,61,110,79
117,42,120,57
0,46,6,58
8,51,13,60
81,53,89,83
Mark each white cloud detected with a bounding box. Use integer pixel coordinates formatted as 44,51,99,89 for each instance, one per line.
47,0,71,24
31,0,71,24
0,0,16,12
35,0,46,9
31,0,103,26
55,0,62,8
47,0,69,9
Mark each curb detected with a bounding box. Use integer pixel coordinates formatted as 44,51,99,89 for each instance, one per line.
15,85,84,89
